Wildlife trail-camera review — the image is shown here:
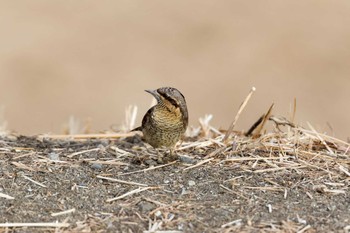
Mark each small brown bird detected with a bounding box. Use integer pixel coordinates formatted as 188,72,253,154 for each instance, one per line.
132,87,188,151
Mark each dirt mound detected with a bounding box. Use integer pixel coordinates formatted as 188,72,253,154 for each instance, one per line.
0,128,349,232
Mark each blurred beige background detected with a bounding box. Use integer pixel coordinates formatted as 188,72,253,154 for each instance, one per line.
0,1,349,140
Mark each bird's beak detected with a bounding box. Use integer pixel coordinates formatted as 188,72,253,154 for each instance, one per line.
145,89,161,102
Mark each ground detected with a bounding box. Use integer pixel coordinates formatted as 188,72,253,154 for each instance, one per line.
0,130,349,233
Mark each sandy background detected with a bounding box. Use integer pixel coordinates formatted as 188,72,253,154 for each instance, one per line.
0,1,349,140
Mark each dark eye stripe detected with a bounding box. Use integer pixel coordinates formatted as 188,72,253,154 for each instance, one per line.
166,95,178,107
159,92,178,107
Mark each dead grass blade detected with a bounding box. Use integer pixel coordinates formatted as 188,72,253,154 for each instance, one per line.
11,162,36,171
67,148,100,158
338,165,350,177
251,103,274,138
253,166,306,173
183,158,214,171
51,208,76,217
291,97,297,124
306,122,334,155
0,222,70,228
96,175,148,187
38,132,135,140
119,161,177,176
223,87,256,143
0,192,15,200
106,187,157,202
85,160,128,166
22,174,47,188
223,156,289,162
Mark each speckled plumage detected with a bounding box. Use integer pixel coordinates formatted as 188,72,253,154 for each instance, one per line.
133,87,188,149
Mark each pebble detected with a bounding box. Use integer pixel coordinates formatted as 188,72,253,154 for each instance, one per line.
188,180,196,186
155,210,162,217
181,188,189,195
99,139,109,147
145,159,157,166
91,163,103,170
178,155,197,164
138,201,156,213
48,152,60,161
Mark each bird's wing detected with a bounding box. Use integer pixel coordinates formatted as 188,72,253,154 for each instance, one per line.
131,107,154,132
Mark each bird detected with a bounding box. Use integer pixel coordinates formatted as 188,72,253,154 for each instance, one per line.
132,87,188,155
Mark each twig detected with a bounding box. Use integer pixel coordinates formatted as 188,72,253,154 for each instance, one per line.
22,175,47,188
85,160,128,166
38,132,135,140
223,156,289,162
269,115,295,129
253,166,306,173
245,115,264,137
0,222,70,228
299,128,350,147
306,192,313,199
242,186,284,192
297,225,311,233
306,122,334,155
204,147,226,159
176,140,213,151
106,187,156,202
119,161,177,176
221,219,242,228
298,160,335,175
339,165,350,177
223,87,256,143
144,231,182,233
0,192,14,200
13,152,36,160
150,231,183,233
183,158,214,171
67,148,100,158
11,162,35,172
267,204,272,213
96,175,148,187
252,103,274,137
51,208,76,217
291,98,297,124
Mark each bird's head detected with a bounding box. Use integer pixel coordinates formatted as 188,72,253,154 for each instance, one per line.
145,87,188,124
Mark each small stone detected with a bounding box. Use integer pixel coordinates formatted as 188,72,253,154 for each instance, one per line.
99,139,109,147
91,163,103,170
155,210,162,217
181,188,189,195
145,159,157,166
48,152,60,161
138,201,156,213
188,180,196,186
178,155,197,164
178,223,184,230
167,213,175,221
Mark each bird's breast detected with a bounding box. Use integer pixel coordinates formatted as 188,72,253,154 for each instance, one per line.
151,108,184,130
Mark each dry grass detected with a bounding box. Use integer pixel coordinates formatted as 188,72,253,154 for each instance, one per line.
0,90,349,232
1,121,349,232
